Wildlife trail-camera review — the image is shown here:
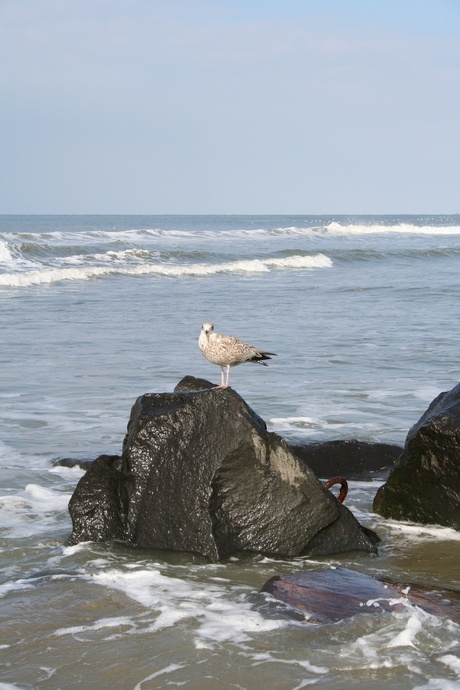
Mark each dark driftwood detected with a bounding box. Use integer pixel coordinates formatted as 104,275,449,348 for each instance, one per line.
262,567,460,624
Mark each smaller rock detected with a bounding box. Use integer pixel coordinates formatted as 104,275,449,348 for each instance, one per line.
68,454,124,544
291,440,402,480
52,457,98,472
374,382,460,529
174,375,215,392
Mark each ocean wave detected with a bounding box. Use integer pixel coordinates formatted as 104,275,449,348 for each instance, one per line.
0,240,13,262
144,222,460,237
0,253,332,288
323,222,460,236
3,222,460,247
59,248,157,266
0,266,111,287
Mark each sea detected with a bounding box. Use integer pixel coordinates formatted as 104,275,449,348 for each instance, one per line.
1,214,460,690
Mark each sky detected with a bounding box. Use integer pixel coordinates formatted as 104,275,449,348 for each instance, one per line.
1,0,459,214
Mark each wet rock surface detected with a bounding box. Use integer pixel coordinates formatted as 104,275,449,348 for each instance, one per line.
291,439,402,480
68,377,379,560
374,382,460,529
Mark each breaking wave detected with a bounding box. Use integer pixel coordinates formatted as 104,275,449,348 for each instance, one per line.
321,221,460,236
0,253,332,288
0,240,14,261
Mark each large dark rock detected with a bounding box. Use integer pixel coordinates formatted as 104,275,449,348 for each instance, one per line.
69,377,379,560
374,382,460,529
291,440,402,480
262,567,460,624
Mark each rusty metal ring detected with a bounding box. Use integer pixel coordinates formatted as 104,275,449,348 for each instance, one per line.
324,476,348,503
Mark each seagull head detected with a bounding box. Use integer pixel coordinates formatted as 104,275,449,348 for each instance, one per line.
201,322,214,336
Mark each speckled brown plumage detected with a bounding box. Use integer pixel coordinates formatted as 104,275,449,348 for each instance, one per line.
199,322,276,388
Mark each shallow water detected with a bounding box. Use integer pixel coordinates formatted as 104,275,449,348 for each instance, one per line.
1,215,460,689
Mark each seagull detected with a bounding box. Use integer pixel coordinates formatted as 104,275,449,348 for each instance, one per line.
198,322,277,388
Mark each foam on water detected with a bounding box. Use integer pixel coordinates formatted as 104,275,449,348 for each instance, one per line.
268,414,387,443
414,681,460,690
0,241,13,262
40,559,460,685
335,606,460,671
269,416,324,431
324,221,460,236
0,253,332,288
59,248,157,265
251,652,329,675
0,483,73,538
0,265,110,287
438,655,460,675
64,567,288,649
381,519,460,543
132,664,187,690
0,580,35,599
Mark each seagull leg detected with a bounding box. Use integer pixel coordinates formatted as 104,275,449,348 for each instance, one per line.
212,366,230,389
212,367,226,389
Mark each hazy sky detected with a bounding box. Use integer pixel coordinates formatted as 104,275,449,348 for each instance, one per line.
1,0,459,214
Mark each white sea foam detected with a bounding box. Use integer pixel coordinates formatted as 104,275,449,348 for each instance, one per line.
2,223,460,251
386,610,423,648
437,655,460,674
0,265,110,287
324,222,460,236
53,616,139,639
60,248,157,266
54,567,287,648
251,652,328,675
65,223,460,238
269,416,324,430
0,580,35,599
268,414,380,441
0,240,13,261
264,254,332,268
62,542,92,557
48,464,85,480
338,606,457,674
381,519,460,542
414,679,460,689
0,253,332,287
0,484,72,538
133,664,187,690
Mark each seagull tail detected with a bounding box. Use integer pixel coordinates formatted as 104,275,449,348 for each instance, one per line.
251,351,277,365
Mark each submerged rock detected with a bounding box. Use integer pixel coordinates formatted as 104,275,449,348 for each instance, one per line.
374,382,460,529
262,567,460,624
68,377,379,560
